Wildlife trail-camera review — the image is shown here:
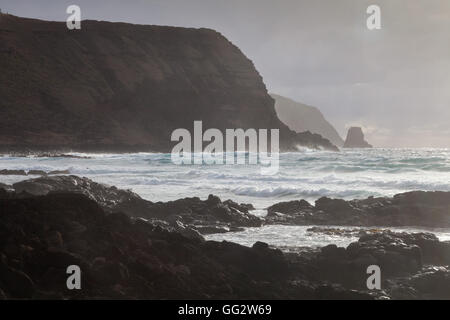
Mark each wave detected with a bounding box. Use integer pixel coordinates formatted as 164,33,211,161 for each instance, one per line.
1,148,449,209
230,186,377,199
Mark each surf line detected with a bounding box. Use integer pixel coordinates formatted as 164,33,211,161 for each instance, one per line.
170,120,279,175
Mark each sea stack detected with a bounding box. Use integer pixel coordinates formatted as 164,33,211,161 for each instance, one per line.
343,127,372,148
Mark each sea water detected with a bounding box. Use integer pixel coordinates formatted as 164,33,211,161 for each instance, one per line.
1,148,449,249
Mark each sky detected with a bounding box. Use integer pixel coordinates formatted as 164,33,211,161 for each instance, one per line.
1,0,449,147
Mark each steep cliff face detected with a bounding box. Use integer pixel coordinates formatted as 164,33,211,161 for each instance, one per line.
0,14,337,152
271,94,344,147
343,127,372,148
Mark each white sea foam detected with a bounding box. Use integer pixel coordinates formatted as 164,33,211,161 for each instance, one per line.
0,148,449,209
1,148,449,249
205,225,450,250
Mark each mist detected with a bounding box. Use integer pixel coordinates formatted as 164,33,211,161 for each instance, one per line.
1,0,448,147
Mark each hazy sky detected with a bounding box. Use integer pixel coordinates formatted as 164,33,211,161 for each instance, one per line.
1,0,449,147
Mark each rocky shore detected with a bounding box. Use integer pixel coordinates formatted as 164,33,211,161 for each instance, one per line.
0,186,366,299
8,175,262,238
266,192,450,228
286,230,450,299
6,175,450,231
1,176,450,299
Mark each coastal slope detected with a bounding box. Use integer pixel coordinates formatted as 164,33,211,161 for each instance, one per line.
0,14,337,152
272,94,344,147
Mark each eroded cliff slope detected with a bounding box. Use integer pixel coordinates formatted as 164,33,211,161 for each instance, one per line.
272,94,344,147
0,14,337,152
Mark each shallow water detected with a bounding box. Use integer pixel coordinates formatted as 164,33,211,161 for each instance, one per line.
204,225,450,250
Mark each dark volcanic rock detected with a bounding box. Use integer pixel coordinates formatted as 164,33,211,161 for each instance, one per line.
0,254,35,299
0,183,13,192
0,14,337,152
13,175,137,206
287,231,450,297
386,266,450,300
0,190,370,299
148,194,262,229
266,191,450,228
346,232,423,276
1,186,449,299
4,152,91,159
12,175,262,233
343,127,372,148
33,153,91,159
0,169,27,175
408,267,450,299
267,199,313,217
356,231,450,266
48,170,70,175
27,170,47,176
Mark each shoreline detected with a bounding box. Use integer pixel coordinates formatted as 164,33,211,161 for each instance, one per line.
1,175,450,299
1,174,449,232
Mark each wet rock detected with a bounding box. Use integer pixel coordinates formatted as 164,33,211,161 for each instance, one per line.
348,233,422,276
321,244,347,260
266,191,450,228
34,249,83,269
252,241,270,250
386,266,450,300
267,200,313,217
0,262,34,298
0,190,300,299
316,284,373,300
92,260,130,286
148,194,262,229
36,154,91,159
170,220,204,241
357,231,450,266
409,266,450,299
203,241,289,281
48,170,70,175
45,231,64,249
1,186,450,299
28,170,47,176
0,287,6,299
0,169,27,175
206,194,221,206
223,199,255,213
0,183,13,192
291,231,450,292
12,176,262,233
388,283,419,300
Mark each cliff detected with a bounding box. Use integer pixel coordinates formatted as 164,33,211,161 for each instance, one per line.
271,94,344,147
343,127,372,148
0,14,337,152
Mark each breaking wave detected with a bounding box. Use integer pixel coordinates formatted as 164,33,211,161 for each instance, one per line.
0,148,449,208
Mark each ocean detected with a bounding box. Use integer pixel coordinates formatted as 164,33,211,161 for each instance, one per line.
1,148,450,249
